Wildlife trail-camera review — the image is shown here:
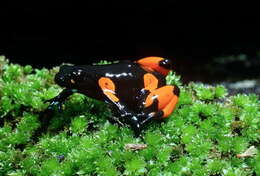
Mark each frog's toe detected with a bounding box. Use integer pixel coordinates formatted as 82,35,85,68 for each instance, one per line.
108,116,125,126
132,123,143,137
46,99,64,112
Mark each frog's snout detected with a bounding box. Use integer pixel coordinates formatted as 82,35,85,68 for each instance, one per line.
55,65,74,87
54,72,65,86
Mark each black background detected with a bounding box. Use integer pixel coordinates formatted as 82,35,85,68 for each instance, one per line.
0,2,259,82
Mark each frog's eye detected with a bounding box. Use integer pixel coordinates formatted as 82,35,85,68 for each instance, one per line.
159,59,173,70
137,56,172,76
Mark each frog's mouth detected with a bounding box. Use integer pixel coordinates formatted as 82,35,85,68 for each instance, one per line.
55,65,74,87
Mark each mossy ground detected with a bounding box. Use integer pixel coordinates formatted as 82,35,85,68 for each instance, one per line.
0,56,259,176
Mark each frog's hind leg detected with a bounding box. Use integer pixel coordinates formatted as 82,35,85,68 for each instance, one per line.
140,85,180,124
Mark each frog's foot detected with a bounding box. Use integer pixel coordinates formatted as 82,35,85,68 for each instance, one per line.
119,113,144,137
108,112,142,136
45,88,76,112
129,115,143,137
45,97,64,112
108,115,125,127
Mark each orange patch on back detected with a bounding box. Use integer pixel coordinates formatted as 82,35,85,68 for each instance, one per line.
98,77,119,102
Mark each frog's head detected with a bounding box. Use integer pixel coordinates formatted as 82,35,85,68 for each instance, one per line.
55,65,83,88
136,57,173,76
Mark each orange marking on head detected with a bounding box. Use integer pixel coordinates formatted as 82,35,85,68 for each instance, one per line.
143,73,158,91
137,56,171,76
98,77,119,102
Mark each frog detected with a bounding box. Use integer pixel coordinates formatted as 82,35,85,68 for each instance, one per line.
47,56,180,135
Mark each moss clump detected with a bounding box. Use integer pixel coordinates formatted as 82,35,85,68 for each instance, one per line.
0,56,259,176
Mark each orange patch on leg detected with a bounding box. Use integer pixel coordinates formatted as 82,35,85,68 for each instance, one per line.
103,91,119,102
98,77,116,91
162,95,178,118
144,85,179,118
98,77,119,102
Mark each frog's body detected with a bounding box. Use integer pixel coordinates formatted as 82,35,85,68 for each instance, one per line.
48,57,179,135
55,62,165,111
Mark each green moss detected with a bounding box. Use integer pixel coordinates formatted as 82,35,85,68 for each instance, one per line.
0,56,259,175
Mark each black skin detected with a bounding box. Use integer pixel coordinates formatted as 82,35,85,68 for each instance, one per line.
47,61,168,136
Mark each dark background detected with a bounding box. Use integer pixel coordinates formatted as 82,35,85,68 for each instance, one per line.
0,3,260,83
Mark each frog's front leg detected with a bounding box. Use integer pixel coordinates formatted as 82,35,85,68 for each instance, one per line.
110,103,144,136
98,77,145,135
46,88,77,111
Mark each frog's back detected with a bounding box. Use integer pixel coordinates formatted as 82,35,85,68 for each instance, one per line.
75,62,147,83
71,62,165,110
